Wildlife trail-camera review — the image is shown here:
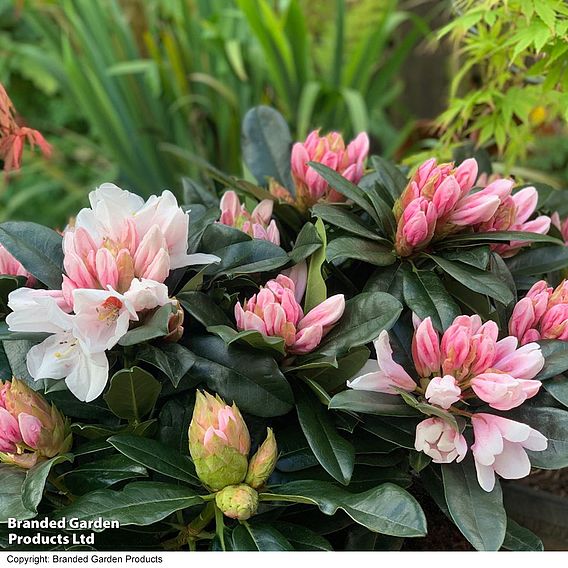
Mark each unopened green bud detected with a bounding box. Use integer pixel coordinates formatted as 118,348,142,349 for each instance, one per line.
215,484,259,521
245,428,278,489
189,391,250,491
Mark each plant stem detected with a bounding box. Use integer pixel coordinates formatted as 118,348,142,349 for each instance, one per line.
214,503,226,551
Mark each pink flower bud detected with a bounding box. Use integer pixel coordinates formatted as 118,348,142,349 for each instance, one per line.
425,375,461,409
540,303,568,340
471,413,547,492
509,297,538,342
245,428,278,489
432,176,461,218
394,197,437,256
414,417,467,464
448,191,501,226
298,294,345,333
411,317,441,377
0,379,71,468
492,341,544,379
289,130,369,210
290,325,323,354
453,158,478,195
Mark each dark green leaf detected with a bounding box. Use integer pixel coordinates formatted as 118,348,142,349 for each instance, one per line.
507,246,568,276
0,222,64,289
327,237,396,266
271,522,333,551
62,455,147,493
296,385,355,485
440,246,490,270
316,292,402,358
402,265,460,331
137,343,195,388
188,335,293,417
54,482,203,528
0,464,35,523
118,303,175,346
178,291,233,328
329,390,419,417
311,203,387,242
22,454,73,512
543,374,568,408
429,255,514,305
104,367,161,422
231,523,293,551
440,231,562,246
362,156,407,203
289,222,323,263
207,325,286,355
536,340,568,380
442,458,507,551
307,346,370,391
242,106,294,191
365,184,398,238
108,435,198,484
502,518,544,551
265,480,427,537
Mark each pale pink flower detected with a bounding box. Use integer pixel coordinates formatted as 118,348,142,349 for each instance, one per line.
234,274,344,354
411,317,441,377
470,372,541,411
414,417,467,464
394,158,513,256
63,184,219,307
219,191,280,245
471,413,547,492
425,375,461,409
124,278,170,312
509,280,568,344
347,330,417,394
476,186,551,257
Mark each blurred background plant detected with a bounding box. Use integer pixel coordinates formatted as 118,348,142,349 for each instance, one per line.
0,0,428,226
426,0,568,183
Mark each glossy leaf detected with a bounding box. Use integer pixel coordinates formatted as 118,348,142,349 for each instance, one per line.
296,385,355,485
188,335,293,417
289,222,323,264
231,523,293,551
442,458,507,551
118,303,175,346
329,390,420,417
54,482,203,528
207,325,286,355
327,237,396,266
108,435,198,484
137,343,195,388
104,367,161,422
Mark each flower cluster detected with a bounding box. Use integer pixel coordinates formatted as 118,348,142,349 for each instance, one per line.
270,129,369,211
189,391,277,520
0,379,71,468
474,185,550,257
348,315,547,491
234,273,345,354
218,190,280,244
6,184,219,402
393,158,550,257
509,279,568,344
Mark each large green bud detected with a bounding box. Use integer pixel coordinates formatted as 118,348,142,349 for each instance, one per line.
245,428,278,489
215,484,259,521
188,391,250,491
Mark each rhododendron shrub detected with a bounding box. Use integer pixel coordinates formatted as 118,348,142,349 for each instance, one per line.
2,106,568,553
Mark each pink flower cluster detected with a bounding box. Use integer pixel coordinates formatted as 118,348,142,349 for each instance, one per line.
394,158,550,257
0,244,35,285
219,191,280,245
271,130,369,211
6,184,219,402
510,279,568,344
475,186,550,257
348,314,547,491
234,274,345,354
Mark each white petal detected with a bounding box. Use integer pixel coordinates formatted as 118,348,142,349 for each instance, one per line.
65,349,109,402
523,428,548,452
183,253,221,266
27,333,79,380
475,460,496,492
493,440,531,480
